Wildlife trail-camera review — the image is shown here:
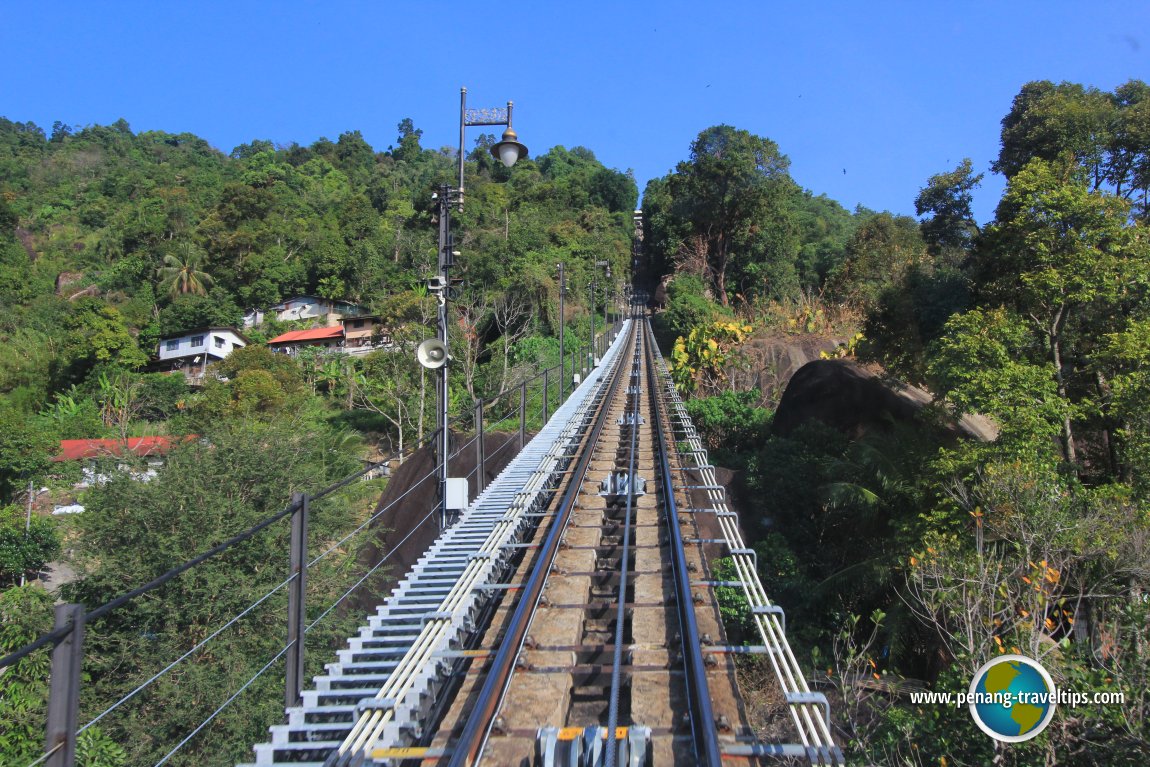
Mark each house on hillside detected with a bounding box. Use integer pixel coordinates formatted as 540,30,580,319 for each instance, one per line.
266,295,366,326
342,315,392,356
267,326,345,355
52,436,198,493
154,327,249,385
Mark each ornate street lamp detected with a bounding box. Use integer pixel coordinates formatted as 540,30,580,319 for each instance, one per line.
420,88,528,530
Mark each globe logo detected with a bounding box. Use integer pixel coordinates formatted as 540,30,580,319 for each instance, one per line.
968,654,1057,742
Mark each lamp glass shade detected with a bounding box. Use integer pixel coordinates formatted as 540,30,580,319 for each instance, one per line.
498,143,522,168
490,127,527,168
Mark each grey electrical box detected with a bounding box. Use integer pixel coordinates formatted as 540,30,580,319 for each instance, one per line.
446,477,469,511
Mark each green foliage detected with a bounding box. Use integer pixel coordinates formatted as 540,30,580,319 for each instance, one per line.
861,261,970,383
993,79,1150,218
0,407,58,503
643,125,801,306
158,291,243,336
40,388,105,438
683,389,769,468
711,557,754,639
1103,316,1150,496
136,373,191,421
63,418,368,766
915,158,983,256
0,504,60,587
927,307,1065,455
0,585,55,765
659,274,724,339
58,301,148,385
669,320,752,395
827,212,928,312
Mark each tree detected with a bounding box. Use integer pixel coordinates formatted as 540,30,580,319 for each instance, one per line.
491,290,534,393
157,241,214,298
0,408,58,504
828,212,928,312
158,291,243,336
56,302,148,387
978,158,1144,465
915,158,983,257
927,308,1065,458
0,585,56,765
62,420,366,767
353,336,427,456
0,504,60,588
666,125,798,305
993,79,1150,216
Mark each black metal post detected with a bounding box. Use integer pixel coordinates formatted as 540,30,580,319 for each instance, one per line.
436,187,453,531
589,278,596,370
557,263,565,401
45,603,84,767
542,368,549,424
285,492,309,709
519,382,527,450
474,399,485,495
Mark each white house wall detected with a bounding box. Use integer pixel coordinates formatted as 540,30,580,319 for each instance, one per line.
158,331,247,362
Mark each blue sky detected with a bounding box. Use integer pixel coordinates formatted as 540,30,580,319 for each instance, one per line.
2,1,1146,224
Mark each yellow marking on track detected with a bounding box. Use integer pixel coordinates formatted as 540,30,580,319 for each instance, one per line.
372,747,427,757
556,727,630,741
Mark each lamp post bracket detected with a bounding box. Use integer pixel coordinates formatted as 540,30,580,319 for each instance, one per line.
464,107,510,127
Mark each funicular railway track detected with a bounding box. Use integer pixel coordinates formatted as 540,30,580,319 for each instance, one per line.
244,308,843,767
429,312,717,767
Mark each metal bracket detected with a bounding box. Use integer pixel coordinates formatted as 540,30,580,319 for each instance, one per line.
752,604,786,634
786,691,833,731
730,547,757,570
355,697,397,715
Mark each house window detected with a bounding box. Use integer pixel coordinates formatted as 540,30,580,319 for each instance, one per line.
191,335,205,347
352,319,365,329
165,340,179,351
214,337,225,348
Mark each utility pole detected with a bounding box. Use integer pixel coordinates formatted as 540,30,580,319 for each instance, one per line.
21,479,32,587
557,262,565,400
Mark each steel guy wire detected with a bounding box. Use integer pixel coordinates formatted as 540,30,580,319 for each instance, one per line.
309,455,440,567
304,500,439,635
153,642,292,767
23,741,62,767
78,571,297,735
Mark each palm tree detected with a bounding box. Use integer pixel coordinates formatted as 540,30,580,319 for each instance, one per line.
157,242,214,298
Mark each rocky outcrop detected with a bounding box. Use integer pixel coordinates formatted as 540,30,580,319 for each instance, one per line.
727,333,843,408
55,271,85,294
772,359,997,442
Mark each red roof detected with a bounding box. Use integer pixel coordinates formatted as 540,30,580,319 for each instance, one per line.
268,327,345,344
53,436,197,462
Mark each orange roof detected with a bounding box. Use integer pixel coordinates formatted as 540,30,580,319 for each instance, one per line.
53,436,197,462
268,327,345,344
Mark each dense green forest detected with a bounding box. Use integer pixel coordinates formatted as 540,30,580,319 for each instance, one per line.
2,77,1149,766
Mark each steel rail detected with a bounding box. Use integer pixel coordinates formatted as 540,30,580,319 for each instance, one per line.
603,326,643,766
642,319,724,766
649,340,845,765
446,323,638,767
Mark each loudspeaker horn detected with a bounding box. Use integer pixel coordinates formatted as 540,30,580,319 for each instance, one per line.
416,339,449,370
